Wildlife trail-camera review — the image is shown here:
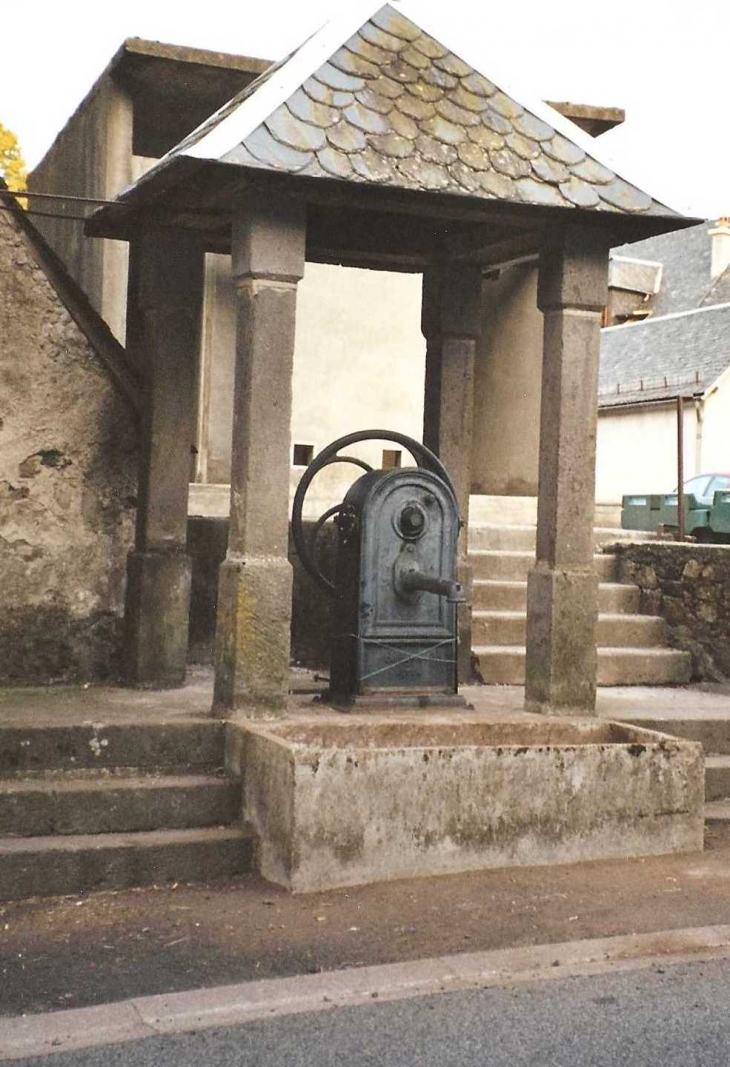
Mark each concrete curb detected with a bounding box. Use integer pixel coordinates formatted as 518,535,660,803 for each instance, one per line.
2,924,730,1061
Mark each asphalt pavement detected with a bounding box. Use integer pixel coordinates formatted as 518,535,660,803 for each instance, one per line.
8,956,730,1066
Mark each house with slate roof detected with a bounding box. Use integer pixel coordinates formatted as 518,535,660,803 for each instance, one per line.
595,219,730,501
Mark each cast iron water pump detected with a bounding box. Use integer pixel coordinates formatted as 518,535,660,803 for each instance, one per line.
292,431,466,708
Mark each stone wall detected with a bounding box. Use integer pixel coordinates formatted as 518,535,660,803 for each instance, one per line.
611,541,730,681
0,197,138,683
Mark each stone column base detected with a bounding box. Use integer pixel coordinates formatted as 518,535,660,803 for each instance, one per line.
214,555,293,716
124,550,192,688
524,564,598,715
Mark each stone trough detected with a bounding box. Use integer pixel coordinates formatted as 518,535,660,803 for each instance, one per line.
236,717,704,893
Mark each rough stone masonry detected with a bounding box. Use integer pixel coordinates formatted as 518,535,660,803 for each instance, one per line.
610,541,730,682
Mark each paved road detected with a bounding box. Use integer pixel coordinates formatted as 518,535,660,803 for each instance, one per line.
13,957,730,1066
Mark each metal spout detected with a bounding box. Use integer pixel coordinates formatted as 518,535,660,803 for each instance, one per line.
398,567,465,603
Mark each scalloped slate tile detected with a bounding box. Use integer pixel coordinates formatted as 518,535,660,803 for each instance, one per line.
355,87,395,115
419,114,466,145
481,109,513,136
415,134,458,165
397,156,451,190
400,45,431,71
304,79,334,105
422,65,458,90
351,147,396,181
398,94,436,120
245,126,314,171
317,146,354,179
480,171,518,199
359,20,405,52
390,110,419,139
468,125,505,151
559,176,600,208
505,132,540,160
410,33,449,60
490,92,523,120
571,157,616,185
372,75,406,100
345,34,390,66
450,160,483,194
383,58,421,84
599,179,652,213
344,100,391,134
369,132,415,158
490,147,531,179
531,155,570,184
287,89,340,128
513,111,555,141
462,72,497,97
434,53,472,77
457,140,492,171
515,177,567,206
266,106,327,152
544,135,585,165
406,80,445,103
314,62,366,93
330,47,379,80
327,120,368,153
370,6,421,41
436,98,481,127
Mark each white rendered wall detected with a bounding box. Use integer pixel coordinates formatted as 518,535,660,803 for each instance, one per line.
595,403,699,502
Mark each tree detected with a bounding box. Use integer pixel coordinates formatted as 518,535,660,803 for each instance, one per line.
0,124,27,193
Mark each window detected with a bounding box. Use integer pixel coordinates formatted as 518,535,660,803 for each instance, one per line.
292,443,314,467
382,449,402,470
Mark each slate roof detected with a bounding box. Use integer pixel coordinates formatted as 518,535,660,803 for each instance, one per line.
124,3,680,220
701,263,730,308
598,303,730,408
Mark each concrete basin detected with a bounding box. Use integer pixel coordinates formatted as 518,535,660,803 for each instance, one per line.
238,717,704,892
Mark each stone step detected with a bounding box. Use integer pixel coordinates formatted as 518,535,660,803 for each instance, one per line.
0,825,255,902
705,756,730,802
0,773,240,838
704,800,730,824
468,524,653,553
0,720,226,776
467,496,622,529
472,612,666,648
615,717,730,755
471,580,640,614
472,646,692,687
469,551,617,582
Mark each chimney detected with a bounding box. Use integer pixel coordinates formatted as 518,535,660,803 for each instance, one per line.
709,217,730,280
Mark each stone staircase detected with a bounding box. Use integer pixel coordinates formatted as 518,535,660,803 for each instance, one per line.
469,519,692,687
0,716,253,902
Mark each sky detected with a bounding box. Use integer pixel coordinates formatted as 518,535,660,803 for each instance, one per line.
2,0,728,219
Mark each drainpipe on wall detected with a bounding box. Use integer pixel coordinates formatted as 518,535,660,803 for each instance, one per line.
694,397,703,474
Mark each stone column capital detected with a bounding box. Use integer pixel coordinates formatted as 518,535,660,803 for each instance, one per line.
421,262,483,340
537,226,610,313
231,189,306,284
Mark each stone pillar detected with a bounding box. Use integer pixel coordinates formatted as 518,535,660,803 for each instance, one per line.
214,191,305,714
124,231,204,686
422,263,482,683
525,227,609,714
